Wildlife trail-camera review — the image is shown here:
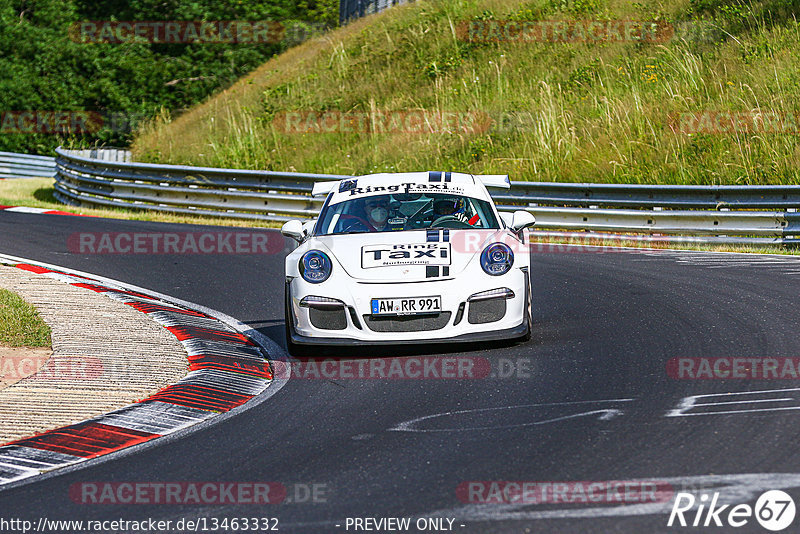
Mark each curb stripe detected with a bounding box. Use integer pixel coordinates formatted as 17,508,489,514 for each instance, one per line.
0,447,80,468
126,301,211,318
0,205,89,217
0,465,32,482
179,369,269,396
69,282,160,300
14,264,51,274
165,325,254,345
154,312,238,331
8,422,158,459
145,385,253,412
187,356,272,378
0,260,274,487
182,339,265,359
96,402,215,434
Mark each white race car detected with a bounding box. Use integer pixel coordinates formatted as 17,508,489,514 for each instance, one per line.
281,171,535,355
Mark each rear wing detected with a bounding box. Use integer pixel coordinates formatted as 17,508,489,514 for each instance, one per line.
311,173,510,197
474,174,510,189
311,180,339,197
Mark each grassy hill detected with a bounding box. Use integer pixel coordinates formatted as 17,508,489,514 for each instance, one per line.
132,0,800,184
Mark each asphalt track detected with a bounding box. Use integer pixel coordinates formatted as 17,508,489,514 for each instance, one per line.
3,210,800,533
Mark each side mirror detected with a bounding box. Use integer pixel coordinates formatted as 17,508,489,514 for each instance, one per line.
302,220,316,236
510,210,536,232
281,219,305,242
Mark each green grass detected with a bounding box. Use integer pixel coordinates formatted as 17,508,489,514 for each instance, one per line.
0,178,280,228
132,0,800,185
0,288,51,347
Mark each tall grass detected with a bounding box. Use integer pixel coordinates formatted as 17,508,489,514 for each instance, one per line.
133,0,800,185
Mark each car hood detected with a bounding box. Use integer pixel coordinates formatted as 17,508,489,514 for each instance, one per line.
309,229,507,282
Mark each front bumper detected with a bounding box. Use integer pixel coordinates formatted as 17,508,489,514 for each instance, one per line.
286,270,530,346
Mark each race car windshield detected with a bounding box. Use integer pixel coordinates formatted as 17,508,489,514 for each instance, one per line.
314,192,500,235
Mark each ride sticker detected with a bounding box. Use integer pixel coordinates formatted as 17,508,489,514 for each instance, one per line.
329,182,467,204
361,243,451,268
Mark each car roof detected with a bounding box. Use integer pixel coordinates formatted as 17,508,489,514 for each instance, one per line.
314,172,508,205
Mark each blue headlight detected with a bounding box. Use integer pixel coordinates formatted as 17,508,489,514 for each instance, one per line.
480,243,514,276
300,250,332,283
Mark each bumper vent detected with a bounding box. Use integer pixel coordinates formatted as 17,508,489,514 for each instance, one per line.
364,312,452,332
309,307,348,330
467,298,506,324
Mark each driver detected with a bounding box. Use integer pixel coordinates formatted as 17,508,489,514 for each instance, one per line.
365,196,391,231
432,196,469,223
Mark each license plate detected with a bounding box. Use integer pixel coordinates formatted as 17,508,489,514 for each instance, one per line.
371,296,441,316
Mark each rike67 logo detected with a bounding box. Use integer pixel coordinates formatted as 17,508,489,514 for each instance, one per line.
668,490,796,531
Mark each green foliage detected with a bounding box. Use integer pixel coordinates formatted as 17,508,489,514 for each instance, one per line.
0,0,337,154
549,0,602,15
133,0,800,186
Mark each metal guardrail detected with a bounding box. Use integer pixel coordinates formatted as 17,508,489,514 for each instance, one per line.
53,147,800,245
61,148,132,163
494,182,800,209
0,151,56,180
54,148,343,221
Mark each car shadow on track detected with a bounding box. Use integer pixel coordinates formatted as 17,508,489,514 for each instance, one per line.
245,319,523,359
